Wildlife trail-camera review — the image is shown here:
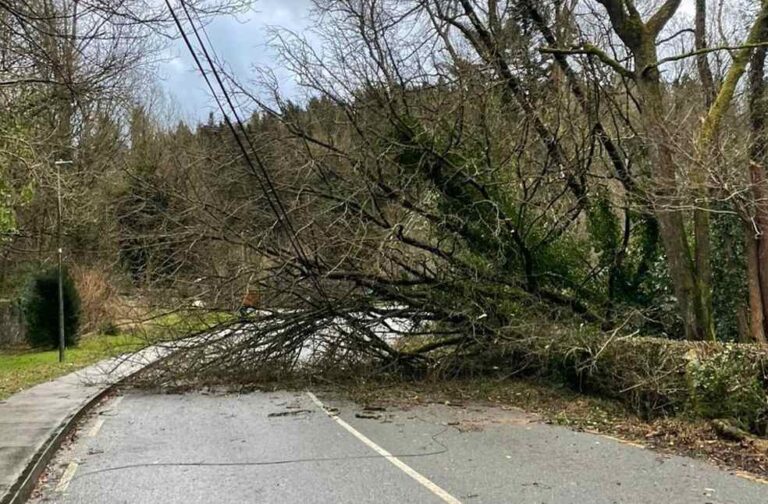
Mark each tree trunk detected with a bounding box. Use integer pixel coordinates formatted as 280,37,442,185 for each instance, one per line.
692,0,716,343
635,40,710,340
695,0,716,107
744,223,768,344
596,0,713,340
748,38,768,346
690,0,714,341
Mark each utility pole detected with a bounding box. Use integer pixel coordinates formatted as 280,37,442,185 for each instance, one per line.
55,159,73,363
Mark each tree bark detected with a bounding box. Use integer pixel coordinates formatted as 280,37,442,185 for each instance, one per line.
744,222,767,344
692,0,715,342
636,56,708,340
695,0,717,107
749,41,768,345
626,11,711,340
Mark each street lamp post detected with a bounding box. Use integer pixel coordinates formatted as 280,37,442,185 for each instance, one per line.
54,159,73,363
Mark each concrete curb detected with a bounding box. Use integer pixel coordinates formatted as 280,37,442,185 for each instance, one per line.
0,346,170,504
2,383,115,504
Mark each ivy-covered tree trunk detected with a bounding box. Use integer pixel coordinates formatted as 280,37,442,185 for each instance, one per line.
605,0,712,341
636,69,709,341
598,0,768,341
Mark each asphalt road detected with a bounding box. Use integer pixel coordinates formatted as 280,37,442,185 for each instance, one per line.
30,390,767,504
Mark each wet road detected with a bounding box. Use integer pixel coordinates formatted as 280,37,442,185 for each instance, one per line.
31,391,768,504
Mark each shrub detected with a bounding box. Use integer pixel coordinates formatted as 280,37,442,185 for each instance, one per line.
99,320,120,336
688,345,768,433
21,266,81,348
71,264,121,333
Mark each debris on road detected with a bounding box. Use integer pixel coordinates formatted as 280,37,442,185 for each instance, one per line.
267,409,313,417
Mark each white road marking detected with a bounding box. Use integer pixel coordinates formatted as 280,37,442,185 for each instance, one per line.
306,392,462,504
88,417,106,437
55,462,79,493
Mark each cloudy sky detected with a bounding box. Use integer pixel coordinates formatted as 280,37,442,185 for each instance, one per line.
158,0,313,122
159,0,697,122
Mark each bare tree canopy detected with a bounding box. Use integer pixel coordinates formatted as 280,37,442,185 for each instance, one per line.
5,0,768,378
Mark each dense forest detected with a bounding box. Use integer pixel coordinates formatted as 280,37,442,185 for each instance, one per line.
5,0,768,368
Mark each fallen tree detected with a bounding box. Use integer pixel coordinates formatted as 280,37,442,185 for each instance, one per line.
138,306,768,437
91,0,768,442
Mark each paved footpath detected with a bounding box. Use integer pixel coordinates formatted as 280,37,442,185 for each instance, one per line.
0,346,169,504
27,390,768,504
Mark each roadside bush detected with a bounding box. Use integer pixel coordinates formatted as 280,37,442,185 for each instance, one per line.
687,345,768,433
99,320,120,336
21,266,82,348
71,264,121,333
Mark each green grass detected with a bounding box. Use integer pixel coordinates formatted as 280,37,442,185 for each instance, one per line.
140,309,234,338
0,309,235,401
0,332,148,400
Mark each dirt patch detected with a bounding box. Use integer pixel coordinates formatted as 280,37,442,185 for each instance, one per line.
338,397,538,432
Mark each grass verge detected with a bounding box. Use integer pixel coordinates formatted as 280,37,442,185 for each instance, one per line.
0,332,148,400
0,308,234,400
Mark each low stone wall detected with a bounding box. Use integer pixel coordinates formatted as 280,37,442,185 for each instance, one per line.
0,299,26,345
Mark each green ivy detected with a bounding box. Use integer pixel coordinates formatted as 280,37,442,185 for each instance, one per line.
687,345,767,432
711,209,747,341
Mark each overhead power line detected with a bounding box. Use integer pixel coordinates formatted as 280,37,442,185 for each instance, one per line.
162,0,324,295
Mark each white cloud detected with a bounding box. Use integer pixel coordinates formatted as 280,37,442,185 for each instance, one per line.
158,0,313,122
159,0,701,122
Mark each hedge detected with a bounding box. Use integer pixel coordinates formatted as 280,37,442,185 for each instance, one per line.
464,331,768,436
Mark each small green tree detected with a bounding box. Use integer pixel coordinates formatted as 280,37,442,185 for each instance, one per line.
21,266,81,348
